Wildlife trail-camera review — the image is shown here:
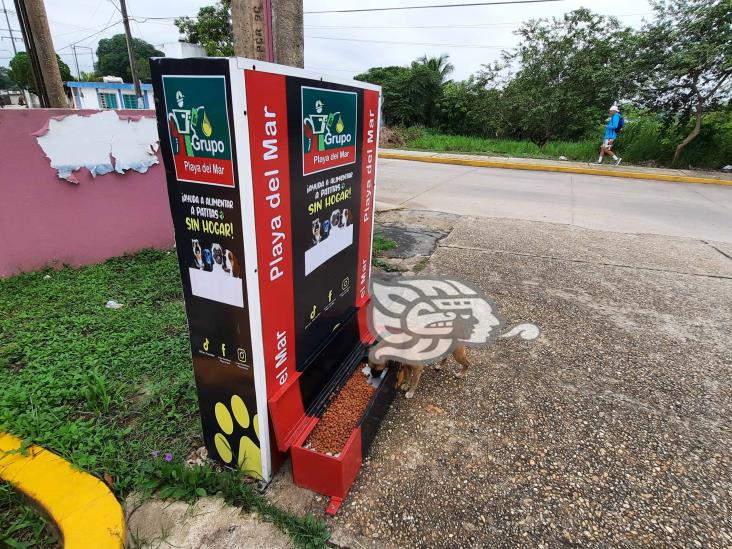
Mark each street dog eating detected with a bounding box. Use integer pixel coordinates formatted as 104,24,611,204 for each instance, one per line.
370,346,471,399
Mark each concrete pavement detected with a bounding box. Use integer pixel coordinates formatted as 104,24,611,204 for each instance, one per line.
326,210,732,547
376,158,732,243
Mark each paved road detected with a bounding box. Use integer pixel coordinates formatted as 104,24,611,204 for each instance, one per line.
376,159,732,243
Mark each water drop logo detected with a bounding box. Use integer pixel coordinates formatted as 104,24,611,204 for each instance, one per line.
202,112,213,137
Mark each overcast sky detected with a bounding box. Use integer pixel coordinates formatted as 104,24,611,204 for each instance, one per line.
1,0,654,80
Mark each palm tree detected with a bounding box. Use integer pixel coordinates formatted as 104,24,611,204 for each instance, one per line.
413,54,454,84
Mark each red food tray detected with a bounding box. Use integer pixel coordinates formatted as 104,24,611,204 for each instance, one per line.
290,363,398,514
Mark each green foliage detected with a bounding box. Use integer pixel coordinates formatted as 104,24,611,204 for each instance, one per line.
8,52,72,94
635,0,732,161
357,55,454,127
96,34,164,82
399,108,732,169
359,2,731,167
0,249,196,496
372,234,397,256
78,71,99,82
175,0,233,57
0,66,18,89
401,128,598,161
489,8,638,146
0,482,59,548
437,78,502,137
0,249,331,547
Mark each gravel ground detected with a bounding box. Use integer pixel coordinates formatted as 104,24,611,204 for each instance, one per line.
320,213,732,548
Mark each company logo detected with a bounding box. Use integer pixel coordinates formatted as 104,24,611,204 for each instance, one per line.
368,278,540,364
162,75,234,187
302,87,357,175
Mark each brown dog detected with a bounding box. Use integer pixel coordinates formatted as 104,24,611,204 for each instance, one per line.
371,345,471,399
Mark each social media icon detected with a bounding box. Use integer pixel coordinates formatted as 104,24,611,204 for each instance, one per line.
328,289,334,302
342,277,350,291
221,343,226,357
203,338,209,352
237,348,247,362
310,304,317,320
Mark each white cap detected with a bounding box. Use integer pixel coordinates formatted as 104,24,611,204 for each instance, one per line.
610,105,620,112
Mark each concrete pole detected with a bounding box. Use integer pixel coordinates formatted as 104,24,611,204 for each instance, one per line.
72,45,80,80
23,0,66,107
118,0,142,102
231,0,269,61
272,0,303,68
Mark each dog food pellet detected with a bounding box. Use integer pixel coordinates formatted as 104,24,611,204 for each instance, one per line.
306,370,375,454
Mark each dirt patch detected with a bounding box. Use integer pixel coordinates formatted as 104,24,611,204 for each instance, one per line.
125,493,293,548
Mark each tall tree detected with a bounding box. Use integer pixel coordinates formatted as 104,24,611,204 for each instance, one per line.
636,0,732,162
0,66,17,89
8,52,72,94
96,34,163,82
356,66,417,125
414,54,455,84
485,8,637,146
175,0,233,57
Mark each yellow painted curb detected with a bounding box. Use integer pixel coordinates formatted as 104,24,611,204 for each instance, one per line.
378,151,732,187
0,433,125,548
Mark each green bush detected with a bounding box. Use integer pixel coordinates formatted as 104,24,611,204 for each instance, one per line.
395,108,732,169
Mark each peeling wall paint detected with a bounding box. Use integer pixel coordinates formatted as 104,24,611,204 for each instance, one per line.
0,108,173,277
34,110,160,183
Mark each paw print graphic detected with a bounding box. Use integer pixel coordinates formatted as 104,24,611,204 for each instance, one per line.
213,395,262,479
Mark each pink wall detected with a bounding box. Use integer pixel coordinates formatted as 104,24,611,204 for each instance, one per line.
0,109,173,277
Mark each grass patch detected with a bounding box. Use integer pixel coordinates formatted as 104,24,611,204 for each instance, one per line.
402,131,598,162
372,234,397,256
0,250,328,547
0,482,60,548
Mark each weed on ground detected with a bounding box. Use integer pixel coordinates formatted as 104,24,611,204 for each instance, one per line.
372,234,398,256
0,250,328,547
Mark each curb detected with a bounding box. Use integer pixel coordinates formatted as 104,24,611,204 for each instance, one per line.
378,151,732,187
0,433,125,548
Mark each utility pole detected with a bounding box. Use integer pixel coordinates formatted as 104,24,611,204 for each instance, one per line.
118,0,141,104
17,0,66,107
231,0,303,67
272,0,303,67
71,44,80,80
1,0,17,55
231,0,270,61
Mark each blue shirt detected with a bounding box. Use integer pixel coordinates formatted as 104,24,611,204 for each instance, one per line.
604,113,621,140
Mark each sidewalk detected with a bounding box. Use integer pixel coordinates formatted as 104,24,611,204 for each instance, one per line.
379,149,732,186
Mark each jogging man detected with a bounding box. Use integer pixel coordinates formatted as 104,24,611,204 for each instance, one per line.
597,105,622,165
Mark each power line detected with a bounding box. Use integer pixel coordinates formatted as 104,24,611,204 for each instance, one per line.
305,35,507,48
57,20,121,51
303,12,653,30
306,65,363,73
304,0,562,15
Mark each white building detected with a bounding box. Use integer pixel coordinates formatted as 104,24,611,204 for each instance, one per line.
66,81,154,110
156,42,207,58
